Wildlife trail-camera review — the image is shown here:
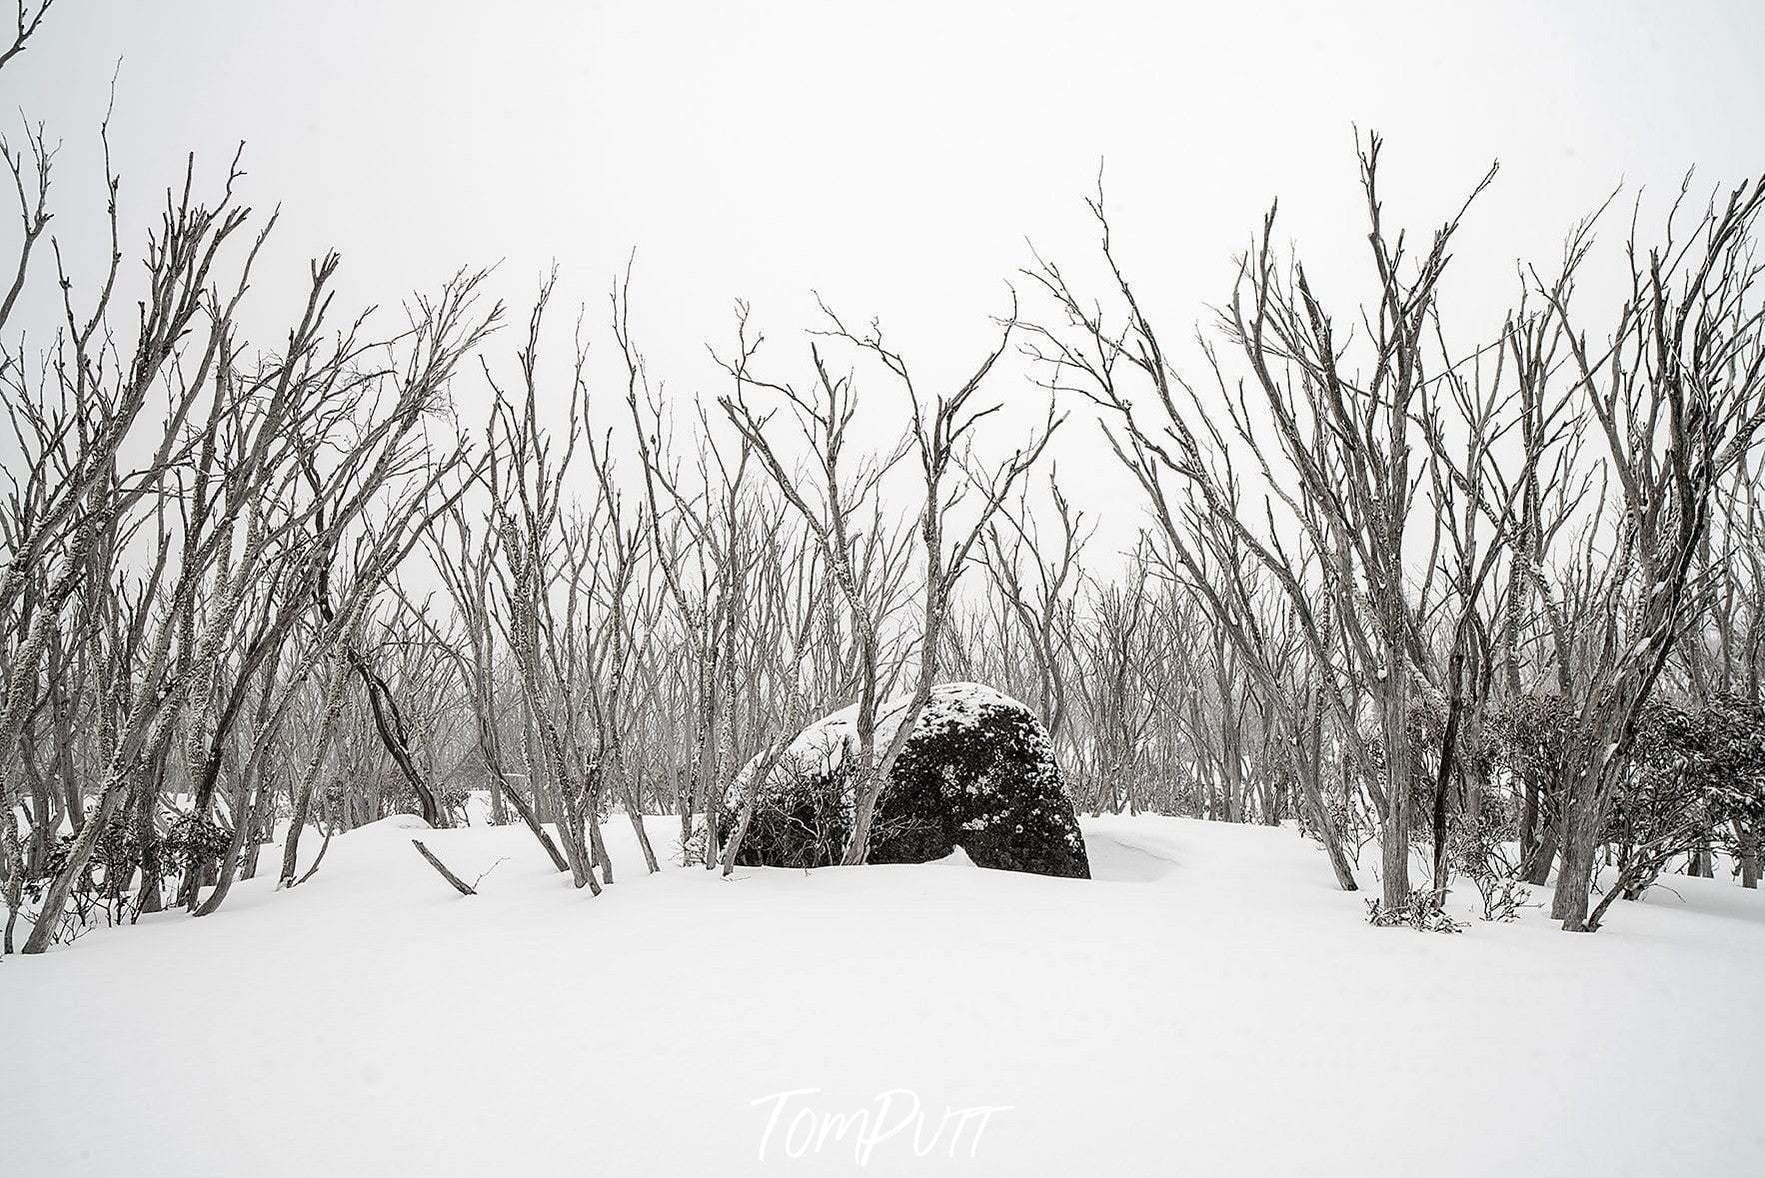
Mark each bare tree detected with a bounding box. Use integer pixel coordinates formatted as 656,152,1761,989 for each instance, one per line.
481,277,605,893
1530,176,1765,930
424,507,569,875
724,295,1058,865
1026,139,1497,912
984,472,1089,757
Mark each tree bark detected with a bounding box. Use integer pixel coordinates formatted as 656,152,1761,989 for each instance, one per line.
1551,793,1597,931
1735,821,1760,889
411,839,475,895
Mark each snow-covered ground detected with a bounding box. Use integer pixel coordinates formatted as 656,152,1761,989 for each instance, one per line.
5,814,1762,1176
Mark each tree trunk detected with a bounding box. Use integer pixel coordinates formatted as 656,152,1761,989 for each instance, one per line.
1735,820,1759,889
496,770,568,875
22,776,127,954
1519,786,1560,886
132,742,170,915
195,777,258,916
1551,793,1597,931
488,764,509,826
351,656,443,828
610,742,659,874
1378,824,1410,912
1519,775,1538,862
719,733,795,876
239,763,279,881
1314,803,1359,892
1376,675,1414,913
1292,720,1356,891
588,811,612,885
279,779,319,889
1430,688,1465,900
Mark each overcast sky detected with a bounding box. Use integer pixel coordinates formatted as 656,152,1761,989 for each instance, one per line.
6,0,1765,556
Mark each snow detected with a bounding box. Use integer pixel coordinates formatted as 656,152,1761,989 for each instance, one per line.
5,812,1764,1176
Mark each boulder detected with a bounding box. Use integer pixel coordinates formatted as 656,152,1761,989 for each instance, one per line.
723,682,1089,878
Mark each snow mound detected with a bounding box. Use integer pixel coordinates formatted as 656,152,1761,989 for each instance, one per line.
7,813,1763,1177
364,814,434,834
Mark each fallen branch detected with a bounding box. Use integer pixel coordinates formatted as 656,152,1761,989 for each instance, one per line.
411,839,476,896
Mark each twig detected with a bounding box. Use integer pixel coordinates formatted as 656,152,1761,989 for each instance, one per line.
469,856,508,891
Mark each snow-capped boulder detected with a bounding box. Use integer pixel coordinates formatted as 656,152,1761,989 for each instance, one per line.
723,682,1090,878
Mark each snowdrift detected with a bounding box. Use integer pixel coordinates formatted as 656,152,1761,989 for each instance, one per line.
6,812,1765,1176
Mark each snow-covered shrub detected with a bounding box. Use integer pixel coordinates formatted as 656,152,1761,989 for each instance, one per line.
1357,686,1501,845
1447,813,1530,922
678,822,708,868
163,813,232,875
1485,690,1576,822
19,805,156,943
1602,695,1765,900
724,682,1090,878
1365,888,1465,933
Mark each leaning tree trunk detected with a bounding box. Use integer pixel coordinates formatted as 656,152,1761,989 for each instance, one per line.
22,775,128,954
195,775,259,916
719,732,797,876
278,665,351,888
1298,776,1358,892
1290,706,1357,891
495,767,568,875
608,740,659,874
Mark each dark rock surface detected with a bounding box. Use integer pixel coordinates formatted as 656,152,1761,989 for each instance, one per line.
724,682,1089,878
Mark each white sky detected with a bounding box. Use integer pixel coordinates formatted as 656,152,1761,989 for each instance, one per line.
5,0,1765,559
